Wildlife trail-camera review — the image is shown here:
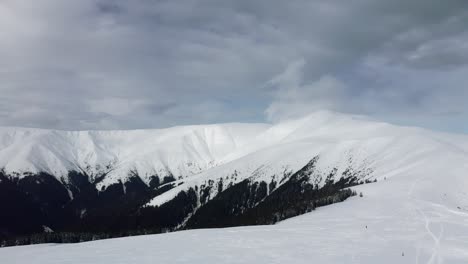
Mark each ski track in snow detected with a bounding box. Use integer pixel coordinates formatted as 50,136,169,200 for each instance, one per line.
415,206,442,264
408,172,468,264
410,175,443,264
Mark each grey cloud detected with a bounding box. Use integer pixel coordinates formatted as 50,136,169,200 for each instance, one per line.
0,0,467,132
266,56,468,132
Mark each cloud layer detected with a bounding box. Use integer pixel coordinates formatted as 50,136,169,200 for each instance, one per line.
1,0,467,132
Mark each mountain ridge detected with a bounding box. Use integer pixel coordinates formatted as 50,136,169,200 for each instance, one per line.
1,111,468,244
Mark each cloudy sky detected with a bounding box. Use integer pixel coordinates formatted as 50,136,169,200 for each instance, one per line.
1,0,467,132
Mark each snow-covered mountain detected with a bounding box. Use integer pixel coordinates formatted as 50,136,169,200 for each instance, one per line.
0,122,269,186
1,110,468,251
2,110,468,263
4,110,466,190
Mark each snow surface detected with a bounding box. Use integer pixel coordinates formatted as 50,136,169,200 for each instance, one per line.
0,122,269,187
2,110,468,263
2,164,468,263
146,111,468,207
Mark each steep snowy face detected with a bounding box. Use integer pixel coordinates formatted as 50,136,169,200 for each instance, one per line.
0,123,270,186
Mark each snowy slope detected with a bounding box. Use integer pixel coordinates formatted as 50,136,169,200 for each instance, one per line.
2,110,467,206
146,111,468,209
1,111,468,262
2,131,468,263
0,123,269,186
